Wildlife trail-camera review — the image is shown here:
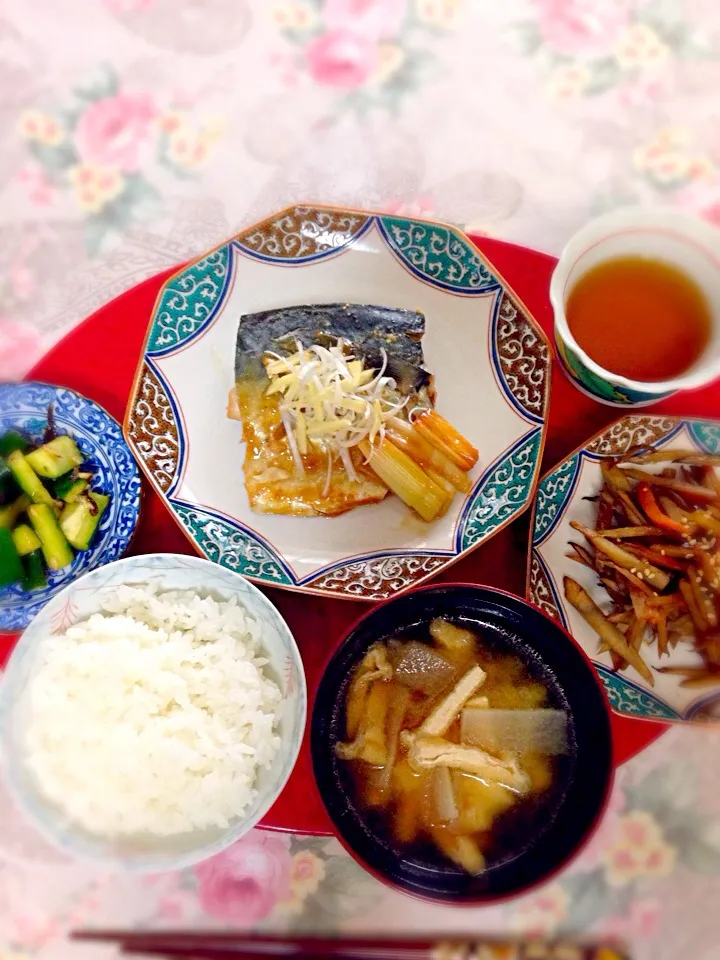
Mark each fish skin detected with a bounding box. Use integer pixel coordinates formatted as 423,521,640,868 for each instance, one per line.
235,303,432,394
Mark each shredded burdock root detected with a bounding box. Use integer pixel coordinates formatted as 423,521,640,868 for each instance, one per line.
565,448,720,689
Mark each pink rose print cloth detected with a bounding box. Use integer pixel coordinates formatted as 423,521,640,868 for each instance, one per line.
0,318,43,381
306,30,378,87
533,0,629,55
75,93,155,172
195,832,292,924
324,0,407,39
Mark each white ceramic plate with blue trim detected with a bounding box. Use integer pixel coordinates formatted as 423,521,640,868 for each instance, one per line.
0,382,142,632
125,204,551,601
528,414,720,724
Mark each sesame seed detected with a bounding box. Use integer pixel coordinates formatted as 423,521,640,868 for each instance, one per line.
630,567,637,574
660,549,666,555
637,572,644,580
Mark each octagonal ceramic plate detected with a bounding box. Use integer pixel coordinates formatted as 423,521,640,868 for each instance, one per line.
528,415,720,724
125,204,551,601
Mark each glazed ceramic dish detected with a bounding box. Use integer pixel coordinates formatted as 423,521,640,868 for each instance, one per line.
311,584,613,903
0,382,141,633
124,204,551,601
0,554,306,871
528,415,720,723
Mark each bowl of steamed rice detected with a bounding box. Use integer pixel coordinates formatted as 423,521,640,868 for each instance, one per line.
0,554,306,871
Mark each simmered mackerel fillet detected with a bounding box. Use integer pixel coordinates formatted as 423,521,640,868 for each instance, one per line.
235,303,434,397
235,380,389,516
234,303,435,517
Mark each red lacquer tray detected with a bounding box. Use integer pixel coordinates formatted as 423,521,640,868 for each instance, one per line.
6,235,717,835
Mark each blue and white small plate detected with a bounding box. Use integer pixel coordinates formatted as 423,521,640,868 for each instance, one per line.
124,204,551,601
0,382,141,632
527,414,720,723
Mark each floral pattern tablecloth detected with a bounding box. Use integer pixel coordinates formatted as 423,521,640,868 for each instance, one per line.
2,1,720,959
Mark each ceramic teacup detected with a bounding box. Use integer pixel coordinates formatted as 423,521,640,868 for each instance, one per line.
550,207,720,407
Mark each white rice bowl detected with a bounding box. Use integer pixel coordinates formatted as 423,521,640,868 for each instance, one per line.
0,555,306,871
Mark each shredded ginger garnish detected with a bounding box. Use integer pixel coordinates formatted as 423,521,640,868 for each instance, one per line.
264,340,407,490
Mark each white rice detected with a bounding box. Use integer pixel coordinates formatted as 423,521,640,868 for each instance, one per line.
23,585,282,838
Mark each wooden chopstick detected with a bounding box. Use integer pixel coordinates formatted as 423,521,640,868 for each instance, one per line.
72,930,630,960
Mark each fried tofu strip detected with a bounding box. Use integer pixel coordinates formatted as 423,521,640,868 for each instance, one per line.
407,734,531,793
336,680,392,765
375,686,411,804
429,618,477,652
419,664,486,737
430,828,485,875
391,760,427,845
345,643,393,739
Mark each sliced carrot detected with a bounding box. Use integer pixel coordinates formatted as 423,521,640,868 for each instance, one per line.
635,481,689,533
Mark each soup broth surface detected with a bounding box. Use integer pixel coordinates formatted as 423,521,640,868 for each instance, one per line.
336,619,575,874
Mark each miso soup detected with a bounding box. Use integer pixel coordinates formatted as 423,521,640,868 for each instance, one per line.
334,618,575,874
